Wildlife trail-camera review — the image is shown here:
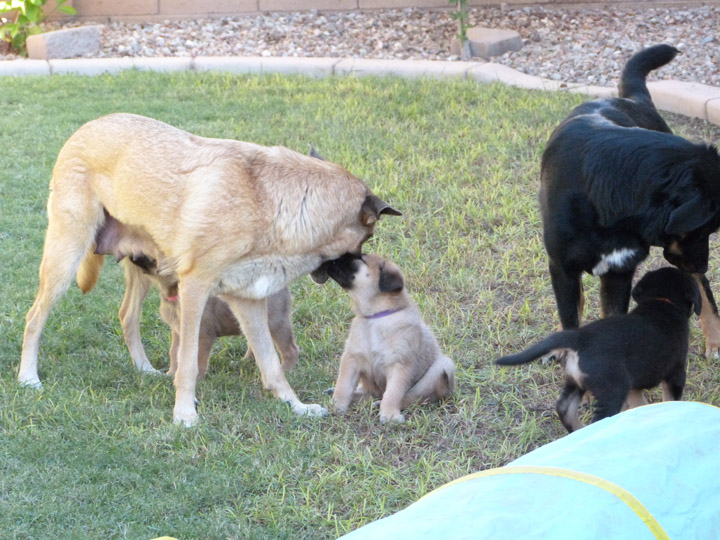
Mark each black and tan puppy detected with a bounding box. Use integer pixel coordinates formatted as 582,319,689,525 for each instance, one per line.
323,253,455,423
540,44,720,355
496,268,700,433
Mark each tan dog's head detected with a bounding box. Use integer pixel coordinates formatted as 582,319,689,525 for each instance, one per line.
321,253,407,314
307,148,401,283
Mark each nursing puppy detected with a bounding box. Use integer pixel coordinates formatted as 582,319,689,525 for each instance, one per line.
540,44,720,355
94,189,299,378
324,253,455,423
18,113,400,426
496,268,700,433
122,258,299,379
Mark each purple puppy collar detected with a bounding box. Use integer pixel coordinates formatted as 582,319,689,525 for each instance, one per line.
365,308,403,320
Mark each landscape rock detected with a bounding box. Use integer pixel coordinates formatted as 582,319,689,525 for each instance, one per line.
466,27,522,59
27,25,101,60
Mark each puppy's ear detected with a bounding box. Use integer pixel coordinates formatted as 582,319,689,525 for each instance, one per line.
689,283,703,316
631,281,644,303
360,194,402,226
665,193,714,234
379,266,404,293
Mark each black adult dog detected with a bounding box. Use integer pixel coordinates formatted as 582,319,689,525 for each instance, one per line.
496,268,700,432
540,44,720,354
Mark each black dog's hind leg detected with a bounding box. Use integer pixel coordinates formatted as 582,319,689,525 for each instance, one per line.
694,273,720,358
556,379,586,433
600,270,635,318
591,384,629,424
662,365,686,402
550,260,584,329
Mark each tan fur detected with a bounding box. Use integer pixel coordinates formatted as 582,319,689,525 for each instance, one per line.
18,113,397,426
331,255,455,423
695,274,720,358
76,253,104,294
118,259,299,379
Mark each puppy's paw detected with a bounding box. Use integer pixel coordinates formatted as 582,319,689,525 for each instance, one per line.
380,412,405,424
704,343,720,360
291,402,328,417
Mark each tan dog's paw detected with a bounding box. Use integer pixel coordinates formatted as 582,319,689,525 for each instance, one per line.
19,377,42,389
173,397,199,427
380,412,405,424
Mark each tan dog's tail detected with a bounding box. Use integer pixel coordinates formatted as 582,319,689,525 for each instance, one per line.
76,252,105,293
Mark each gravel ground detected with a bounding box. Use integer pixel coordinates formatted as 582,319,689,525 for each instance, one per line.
11,5,720,87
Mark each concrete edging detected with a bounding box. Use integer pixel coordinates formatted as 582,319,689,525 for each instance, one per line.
1,56,719,127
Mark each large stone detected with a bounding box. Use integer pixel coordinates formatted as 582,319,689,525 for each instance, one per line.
27,25,101,60
466,27,522,59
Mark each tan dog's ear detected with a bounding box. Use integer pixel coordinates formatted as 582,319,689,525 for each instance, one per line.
308,146,326,161
379,265,404,293
361,194,402,226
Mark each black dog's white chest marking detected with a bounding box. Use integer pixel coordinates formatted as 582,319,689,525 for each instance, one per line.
592,248,640,276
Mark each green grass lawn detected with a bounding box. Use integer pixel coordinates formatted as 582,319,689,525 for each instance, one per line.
1,71,719,539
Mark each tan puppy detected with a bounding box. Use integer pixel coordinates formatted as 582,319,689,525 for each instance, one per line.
324,254,455,423
122,258,299,379
91,210,299,378
18,113,399,426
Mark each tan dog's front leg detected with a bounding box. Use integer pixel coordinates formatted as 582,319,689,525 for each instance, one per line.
119,262,159,374
694,274,720,358
173,277,210,427
223,296,327,417
331,352,363,413
379,365,413,423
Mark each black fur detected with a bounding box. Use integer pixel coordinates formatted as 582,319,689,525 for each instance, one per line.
378,262,404,293
496,268,700,433
540,44,720,329
318,253,363,290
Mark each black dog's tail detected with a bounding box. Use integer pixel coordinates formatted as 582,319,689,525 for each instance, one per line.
618,44,679,103
495,330,579,366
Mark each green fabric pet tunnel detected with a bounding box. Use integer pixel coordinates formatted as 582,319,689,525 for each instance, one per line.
339,401,720,539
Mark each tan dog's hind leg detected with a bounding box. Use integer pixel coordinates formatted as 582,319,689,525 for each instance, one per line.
223,296,327,417
267,289,299,370
401,356,456,409
119,262,160,374
19,193,103,388
172,276,211,427
196,334,214,380
694,274,720,358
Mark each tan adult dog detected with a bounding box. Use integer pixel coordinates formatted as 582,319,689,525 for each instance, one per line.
323,253,455,422
18,113,400,426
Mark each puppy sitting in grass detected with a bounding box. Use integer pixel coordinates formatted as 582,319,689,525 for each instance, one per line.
323,253,455,423
496,267,700,432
